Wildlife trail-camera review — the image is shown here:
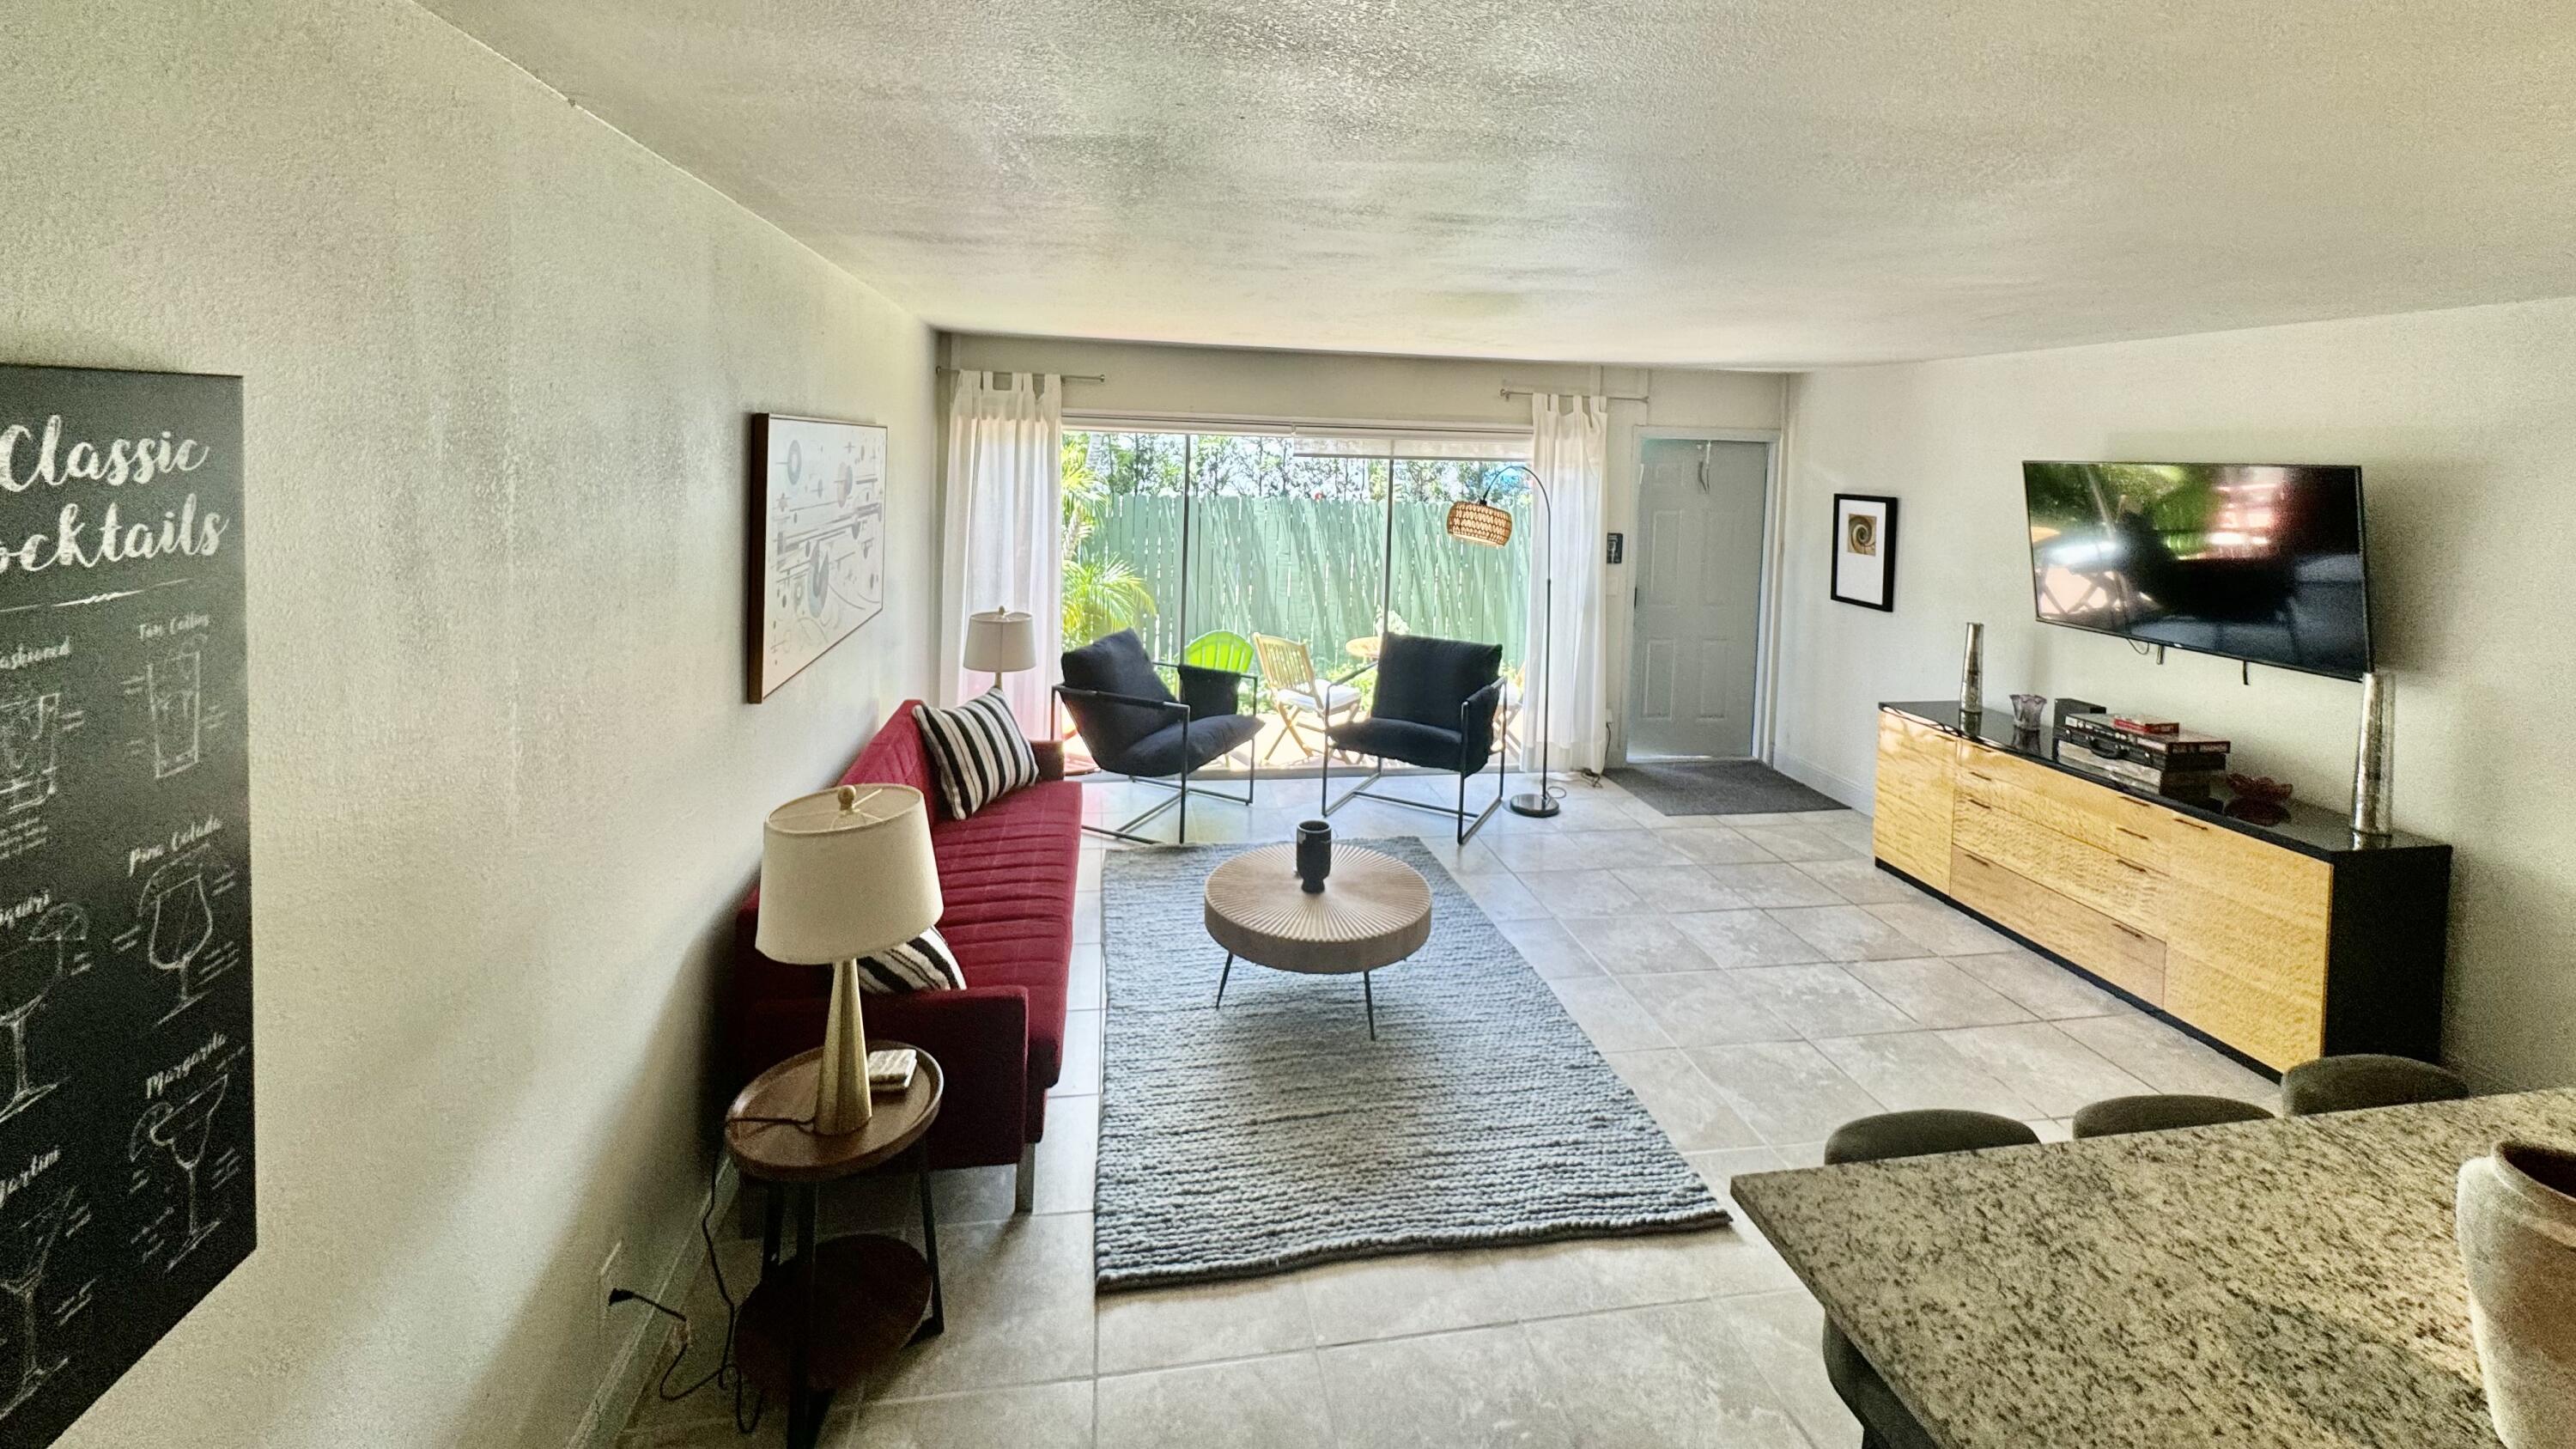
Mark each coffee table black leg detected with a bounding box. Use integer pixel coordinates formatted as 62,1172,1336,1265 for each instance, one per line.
913,1142,945,1342
1215,953,1233,1009
787,1184,823,1449
1364,971,1377,1040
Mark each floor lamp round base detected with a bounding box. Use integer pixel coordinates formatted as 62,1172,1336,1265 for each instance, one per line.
1508,791,1560,819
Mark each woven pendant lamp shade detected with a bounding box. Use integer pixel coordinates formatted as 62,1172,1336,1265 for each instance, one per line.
1445,499,1514,548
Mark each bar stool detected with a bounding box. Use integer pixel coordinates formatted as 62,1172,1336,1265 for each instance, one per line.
1820,1110,2040,1449
2281,1054,2470,1116
2071,1093,2272,1139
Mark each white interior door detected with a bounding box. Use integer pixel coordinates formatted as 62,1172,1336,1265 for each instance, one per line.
1625,438,1769,760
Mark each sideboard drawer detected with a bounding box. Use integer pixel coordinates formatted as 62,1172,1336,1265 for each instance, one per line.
1953,792,2167,938
1951,847,2166,1006
1957,746,2169,873
1874,713,1959,891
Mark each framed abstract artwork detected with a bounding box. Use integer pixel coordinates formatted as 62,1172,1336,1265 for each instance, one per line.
1831,493,1899,611
746,413,888,701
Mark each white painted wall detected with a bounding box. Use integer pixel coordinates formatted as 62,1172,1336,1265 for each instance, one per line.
943,335,1787,763
1,2,936,1445
1772,296,2576,1091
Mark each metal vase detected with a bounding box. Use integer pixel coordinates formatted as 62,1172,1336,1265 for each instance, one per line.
1959,623,1986,721
1295,819,1333,893
2351,671,2394,839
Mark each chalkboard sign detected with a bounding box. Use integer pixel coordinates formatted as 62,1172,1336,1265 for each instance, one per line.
0,364,252,1446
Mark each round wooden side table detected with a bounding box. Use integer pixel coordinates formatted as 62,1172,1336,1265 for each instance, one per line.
1203,843,1434,1038
724,1044,945,1449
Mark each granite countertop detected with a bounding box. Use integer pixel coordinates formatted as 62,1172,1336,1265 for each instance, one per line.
1733,1090,2576,1448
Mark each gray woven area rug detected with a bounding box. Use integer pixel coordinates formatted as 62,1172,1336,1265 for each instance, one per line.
1094,837,1730,1290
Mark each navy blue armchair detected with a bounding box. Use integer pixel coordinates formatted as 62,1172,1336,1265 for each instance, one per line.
1056,630,1259,842
1321,633,1507,843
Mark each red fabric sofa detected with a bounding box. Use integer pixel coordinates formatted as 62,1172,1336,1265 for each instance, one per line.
727,701,1078,1191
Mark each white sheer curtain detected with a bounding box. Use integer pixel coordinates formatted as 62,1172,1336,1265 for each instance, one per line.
940,372,1062,732
1528,393,1609,774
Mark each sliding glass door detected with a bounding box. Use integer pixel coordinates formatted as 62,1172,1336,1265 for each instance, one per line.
1060,425,1526,773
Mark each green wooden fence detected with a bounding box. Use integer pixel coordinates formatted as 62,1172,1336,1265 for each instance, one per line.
1072,495,1531,687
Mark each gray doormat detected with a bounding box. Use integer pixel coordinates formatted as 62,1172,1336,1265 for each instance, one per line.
1094,838,1729,1290
1607,759,1843,817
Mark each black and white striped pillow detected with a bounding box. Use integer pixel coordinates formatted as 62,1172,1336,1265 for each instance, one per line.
854,927,966,995
914,691,1038,819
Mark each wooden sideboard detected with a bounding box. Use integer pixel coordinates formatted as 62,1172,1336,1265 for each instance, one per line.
1872,703,2451,1072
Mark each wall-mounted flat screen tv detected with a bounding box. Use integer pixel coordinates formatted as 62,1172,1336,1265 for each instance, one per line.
2023,461,2372,680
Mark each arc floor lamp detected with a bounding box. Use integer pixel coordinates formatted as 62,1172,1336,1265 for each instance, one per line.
1445,463,1560,819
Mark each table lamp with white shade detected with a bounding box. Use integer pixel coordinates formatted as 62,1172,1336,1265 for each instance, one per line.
755,782,943,1135
963,608,1036,691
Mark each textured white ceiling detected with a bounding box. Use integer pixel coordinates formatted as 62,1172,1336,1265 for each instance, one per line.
425,0,2576,367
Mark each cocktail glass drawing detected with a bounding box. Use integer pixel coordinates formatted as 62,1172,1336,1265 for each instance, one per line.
0,906,85,1128
141,849,222,1024
131,1075,228,1271
0,691,58,814
147,645,202,779
0,1190,73,1421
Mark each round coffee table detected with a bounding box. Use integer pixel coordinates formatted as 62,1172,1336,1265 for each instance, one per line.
1202,843,1433,1038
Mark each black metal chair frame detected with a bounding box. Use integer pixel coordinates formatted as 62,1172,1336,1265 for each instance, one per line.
1052,677,1255,846
1317,683,1507,844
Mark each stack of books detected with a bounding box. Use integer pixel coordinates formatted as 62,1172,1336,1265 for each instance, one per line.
2055,712,2230,801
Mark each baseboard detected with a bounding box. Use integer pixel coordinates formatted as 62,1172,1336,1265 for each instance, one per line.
567,1160,740,1449
1767,749,1872,813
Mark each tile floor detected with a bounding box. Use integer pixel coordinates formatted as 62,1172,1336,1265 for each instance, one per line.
617,773,2277,1448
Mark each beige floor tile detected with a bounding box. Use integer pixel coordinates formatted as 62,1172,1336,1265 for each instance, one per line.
1296,1248,1520,1345
1695,860,1846,909
1716,1290,1865,1449
1067,943,1104,1012
1097,1352,1334,1449
1492,828,1687,874
1560,914,1716,975
1685,1041,1889,1146
1765,904,1931,962
1522,1300,1813,1449
1662,825,1783,866
1458,868,1551,921
1075,891,1103,944
840,1379,1095,1449
1496,917,1604,980
1667,910,1829,969
1842,957,2035,1029
872,1214,1096,1398
1619,971,1801,1049
1534,869,1645,919
1732,965,1919,1038
1865,900,2009,956
1811,1031,2041,1119
1053,1009,1102,1097
1096,1275,1315,1375
1486,1220,1796,1312
1683,1146,1786,1214
1604,1050,1765,1150
1545,976,1672,1052
1949,947,2137,1020
1731,823,1856,864
1935,1022,2155,1119
1793,855,1921,906
2051,1012,2281,1109
1612,864,1728,913
1030,1094,1099,1215
1319,1326,1575,1449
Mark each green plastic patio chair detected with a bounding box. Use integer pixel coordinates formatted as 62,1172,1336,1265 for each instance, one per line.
1182,630,1255,677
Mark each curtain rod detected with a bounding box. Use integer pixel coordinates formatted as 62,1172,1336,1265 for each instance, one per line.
1498,383,1649,403
938,367,1107,384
